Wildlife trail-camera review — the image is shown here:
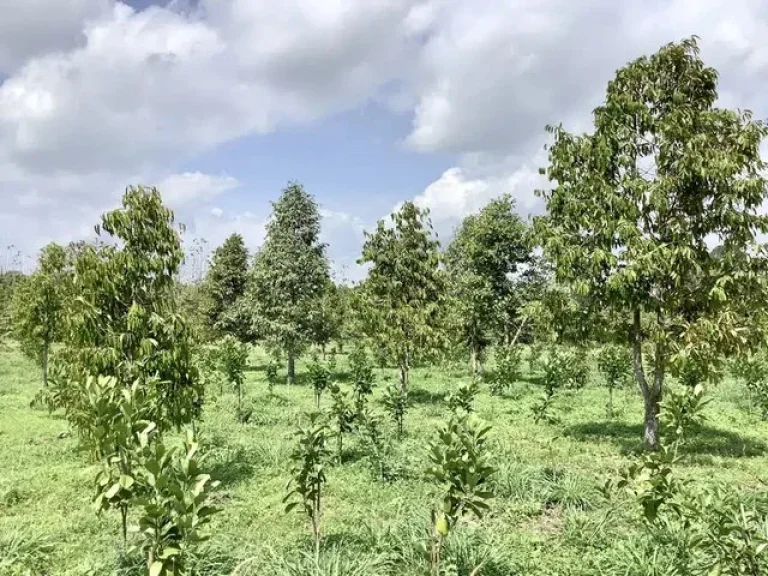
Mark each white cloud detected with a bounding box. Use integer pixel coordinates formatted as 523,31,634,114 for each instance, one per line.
0,0,110,74
3,0,768,271
156,172,239,208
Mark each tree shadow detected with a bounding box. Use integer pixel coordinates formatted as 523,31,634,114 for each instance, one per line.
405,387,445,406
243,363,269,373
564,420,768,458
206,445,256,487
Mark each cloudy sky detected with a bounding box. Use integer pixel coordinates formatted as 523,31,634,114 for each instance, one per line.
1,0,768,278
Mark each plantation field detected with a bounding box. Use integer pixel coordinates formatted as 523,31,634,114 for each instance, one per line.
2,345,768,576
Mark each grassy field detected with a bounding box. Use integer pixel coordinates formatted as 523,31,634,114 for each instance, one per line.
2,345,768,575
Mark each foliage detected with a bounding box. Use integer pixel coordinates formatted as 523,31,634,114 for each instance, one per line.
531,345,589,425
53,186,203,433
11,243,70,386
204,234,250,340
444,195,531,372
246,183,330,384
731,351,768,418
425,412,495,576
446,380,479,414
307,359,331,409
358,201,446,394
349,345,375,417
284,412,331,563
597,344,632,418
382,381,408,437
219,335,248,415
487,344,522,396
133,428,219,576
196,346,224,396
310,280,346,356
536,37,768,449
356,406,398,482
265,356,280,395
328,384,354,463
0,270,25,344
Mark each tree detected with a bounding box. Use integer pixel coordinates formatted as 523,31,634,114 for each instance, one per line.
0,270,25,344
536,38,768,449
246,183,330,384
445,195,531,373
55,185,203,434
11,243,69,386
219,335,248,415
359,201,446,396
204,233,249,339
310,280,345,357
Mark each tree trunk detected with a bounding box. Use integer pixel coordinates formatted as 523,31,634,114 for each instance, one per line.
643,388,661,450
287,354,295,385
470,346,478,375
322,343,327,360
399,353,410,394
607,386,614,420
631,308,663,451
41,343,48,387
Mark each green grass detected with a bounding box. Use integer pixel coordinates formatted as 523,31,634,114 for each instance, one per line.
1,345,767,575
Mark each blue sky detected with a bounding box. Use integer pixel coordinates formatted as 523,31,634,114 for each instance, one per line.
1,1,768,278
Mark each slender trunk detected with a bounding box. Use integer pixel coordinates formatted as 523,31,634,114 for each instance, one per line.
41,342,49,387
470,346,478,375
399,354,409,394
337,433,343,464
322,343,327,360
313,494,321,566
120,505,128,547
607,385,614,420
632,308,663,451
287,354,295,385
237,383,241,414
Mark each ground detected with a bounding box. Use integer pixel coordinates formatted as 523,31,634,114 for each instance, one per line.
1,345,767,575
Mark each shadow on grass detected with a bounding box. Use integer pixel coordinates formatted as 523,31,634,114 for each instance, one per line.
406,387,445,406
207,445,256,488
564,421,767,458
244,363,269,373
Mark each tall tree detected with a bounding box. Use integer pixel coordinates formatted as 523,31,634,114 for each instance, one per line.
247,182,329,384
536,38,768,449
204,233,249,339
359,201,446,394
11,243,70,385
445,194,531,372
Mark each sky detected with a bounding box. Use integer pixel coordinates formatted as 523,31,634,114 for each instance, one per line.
1,0,768,279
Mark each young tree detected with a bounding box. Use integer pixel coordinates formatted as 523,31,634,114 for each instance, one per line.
56,185,203,433
445,195,531,373
12,243,69,386
536,38,768,449
219,335,249,415
359,201,446,395
246,183,330,384
204,233,249,339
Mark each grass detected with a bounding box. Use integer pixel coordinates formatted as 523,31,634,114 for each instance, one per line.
1,345,768,575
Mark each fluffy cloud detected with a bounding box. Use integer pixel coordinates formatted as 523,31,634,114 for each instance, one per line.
3,0,768,270
0,0,110,74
